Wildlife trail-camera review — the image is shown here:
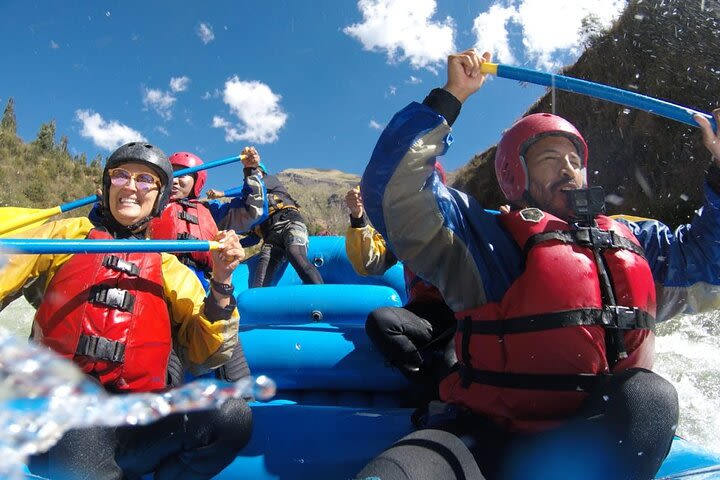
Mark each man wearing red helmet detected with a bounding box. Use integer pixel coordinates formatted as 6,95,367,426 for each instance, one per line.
357,49,720,480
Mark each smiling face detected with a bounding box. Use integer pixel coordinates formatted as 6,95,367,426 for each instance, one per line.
108,162,160,227
171,165,195,200
524,135,585,219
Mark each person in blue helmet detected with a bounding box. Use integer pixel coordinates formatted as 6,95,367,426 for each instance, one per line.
0,142,252,479
356,48,720,480
207,145,323,287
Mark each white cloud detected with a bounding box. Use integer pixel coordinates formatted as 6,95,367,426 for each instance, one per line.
75,109,146,151
197,22,215,45
212,77,287,144
406,75,422,84
143,88,176,121
50,40,59,49
202,89,221,100
473,0,627,70
344,0,455,72
387,85,397,96
369,119,384,130
169,76,190,93
472,4,518,65
156,126,170,136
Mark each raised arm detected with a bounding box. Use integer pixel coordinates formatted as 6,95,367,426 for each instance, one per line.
344,187,399,276
361,49,521,312
616,109,720,321
207,147,268,234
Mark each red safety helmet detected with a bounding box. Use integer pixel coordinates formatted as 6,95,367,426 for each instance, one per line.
494,113,588,203
169,152,206,198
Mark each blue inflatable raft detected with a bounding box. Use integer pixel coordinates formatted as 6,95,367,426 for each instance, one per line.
20,236,720,479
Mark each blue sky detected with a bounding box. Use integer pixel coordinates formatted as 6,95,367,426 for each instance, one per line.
0,0,626,192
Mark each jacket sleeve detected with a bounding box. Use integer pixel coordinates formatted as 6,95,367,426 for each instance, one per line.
344,216,399,276
161,253,239,369
361,101,522,312
208,171,268,234
0,217,92,310
615,183,720,322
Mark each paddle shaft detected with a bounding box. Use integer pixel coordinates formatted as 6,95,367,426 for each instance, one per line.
0,239,220,254
480,63,716,130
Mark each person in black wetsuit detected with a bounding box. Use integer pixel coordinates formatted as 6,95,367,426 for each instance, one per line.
345,185,456,406
207,146,323,288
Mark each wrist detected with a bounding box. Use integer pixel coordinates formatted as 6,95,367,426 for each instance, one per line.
210,277,234,296
423,88,462,127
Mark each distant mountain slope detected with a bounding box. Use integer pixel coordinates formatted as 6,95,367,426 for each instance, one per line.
276,168,360,235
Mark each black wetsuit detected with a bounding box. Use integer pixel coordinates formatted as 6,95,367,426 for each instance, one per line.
356,368,678,480
29,398,252,480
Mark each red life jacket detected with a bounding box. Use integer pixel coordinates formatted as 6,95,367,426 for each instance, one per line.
404,266,444,305
440,209,656,433
32,228,172,393
148,199,218,273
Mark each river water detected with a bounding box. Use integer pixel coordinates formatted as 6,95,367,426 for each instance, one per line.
1,297,719,460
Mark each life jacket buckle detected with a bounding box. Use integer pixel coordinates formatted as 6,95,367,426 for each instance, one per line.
90,286,136,312
76,334,126,363
603,305,639,329
102,255,140,277
574,227,615,249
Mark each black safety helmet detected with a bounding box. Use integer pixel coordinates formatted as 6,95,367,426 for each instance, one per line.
102,142,173,218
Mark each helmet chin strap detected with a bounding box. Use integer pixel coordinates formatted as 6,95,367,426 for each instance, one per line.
98,205,153,239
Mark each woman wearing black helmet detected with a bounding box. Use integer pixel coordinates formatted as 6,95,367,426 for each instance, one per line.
0,142,252,479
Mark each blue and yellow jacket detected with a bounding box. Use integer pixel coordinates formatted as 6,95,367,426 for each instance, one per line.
0,217,240,370
361,99,720,323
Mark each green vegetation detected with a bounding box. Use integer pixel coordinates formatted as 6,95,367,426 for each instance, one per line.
0,98,102,216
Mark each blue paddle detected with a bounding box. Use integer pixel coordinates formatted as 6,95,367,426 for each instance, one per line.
0,239,221,255
481,62,715,130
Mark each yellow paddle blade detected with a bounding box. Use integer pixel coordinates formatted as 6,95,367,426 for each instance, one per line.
0,206,62,237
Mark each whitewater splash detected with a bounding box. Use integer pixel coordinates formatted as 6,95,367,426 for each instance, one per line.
655,311,720,453
0,327,276,480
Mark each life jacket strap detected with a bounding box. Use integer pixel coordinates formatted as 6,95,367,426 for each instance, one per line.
458,307,655,336
177,232,199,240
89,286,136,312
524,228,646,258
102,255,140,277
178,211,199,224
458,366,609,392
76,334,126,363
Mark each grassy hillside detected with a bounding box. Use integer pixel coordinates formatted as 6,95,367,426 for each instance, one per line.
0,99,102,217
